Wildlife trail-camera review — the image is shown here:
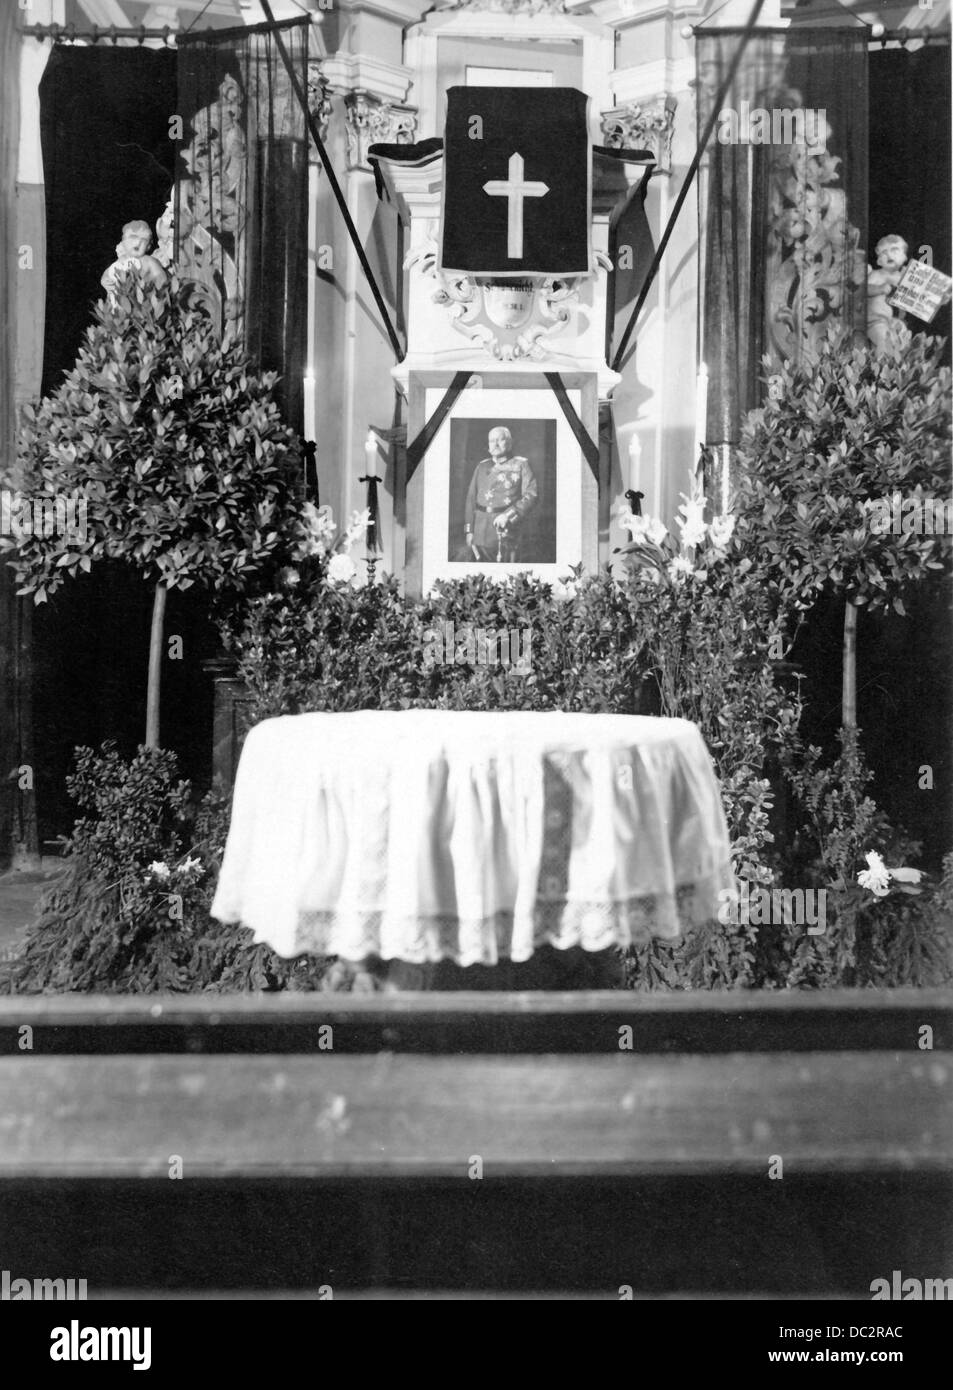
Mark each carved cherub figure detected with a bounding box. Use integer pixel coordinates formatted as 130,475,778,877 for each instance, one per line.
101,219,169,297
867,234,908,351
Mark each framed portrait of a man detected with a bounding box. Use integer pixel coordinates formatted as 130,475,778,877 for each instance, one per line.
402,373,598,595
449,418,556,564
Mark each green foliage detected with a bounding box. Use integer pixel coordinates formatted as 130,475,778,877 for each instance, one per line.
1,745,328,994
735,329,952,616
1,270,304,604
229,554,805,991
763,731,952,989
7,320,950,994
619,552,800,989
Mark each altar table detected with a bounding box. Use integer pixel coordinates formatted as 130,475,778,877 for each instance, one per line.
211,710,735,968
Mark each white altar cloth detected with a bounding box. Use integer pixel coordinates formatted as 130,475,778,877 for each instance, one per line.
211,710,734,965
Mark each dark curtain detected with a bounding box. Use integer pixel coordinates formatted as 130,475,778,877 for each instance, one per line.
35,47,215,842
176,18,309,429
697,28,868,457
39,47,177,396
869,45,951,362
860,44,952,864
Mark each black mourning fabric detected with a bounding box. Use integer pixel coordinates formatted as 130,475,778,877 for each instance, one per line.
39,46,177,396
441,88,591,276
35,47,182,841
176,18,309,429
869,44,951,362
697,28,868,450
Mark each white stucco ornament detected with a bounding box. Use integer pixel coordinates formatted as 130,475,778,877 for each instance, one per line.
407,236,610,362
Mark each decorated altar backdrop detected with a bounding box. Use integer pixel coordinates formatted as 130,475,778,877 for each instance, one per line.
697,28,868,452
175,19,310,430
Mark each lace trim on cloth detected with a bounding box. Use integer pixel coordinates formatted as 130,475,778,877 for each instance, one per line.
290,872,729,966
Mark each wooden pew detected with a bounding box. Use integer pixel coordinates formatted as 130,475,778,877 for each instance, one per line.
0,990,950,1298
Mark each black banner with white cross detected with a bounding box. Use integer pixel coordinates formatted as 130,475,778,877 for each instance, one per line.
439,86,592,278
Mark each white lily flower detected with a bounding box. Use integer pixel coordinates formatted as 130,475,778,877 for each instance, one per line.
708,514,736,549
885,865,923,884
620,513,668,547
343,509,372,549
551,576,579,602
676,496,707,548
857,849,891,897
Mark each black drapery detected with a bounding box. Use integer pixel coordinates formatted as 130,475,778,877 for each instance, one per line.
175,18,310,429
869,44,951,362
39,46,177,397
32,31,311,835
697,28,868,459
35,47,183,842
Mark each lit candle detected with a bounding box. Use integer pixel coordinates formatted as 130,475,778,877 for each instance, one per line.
694,362,709,467
627,432,642,494
365,429,377,469
303,372,316,441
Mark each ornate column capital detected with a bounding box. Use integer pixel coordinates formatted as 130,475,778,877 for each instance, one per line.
601,95,677,174
343,90,418,171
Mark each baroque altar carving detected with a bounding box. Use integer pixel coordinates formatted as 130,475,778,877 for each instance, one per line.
174,71,247,344
407,231,611,362
696,47,866,366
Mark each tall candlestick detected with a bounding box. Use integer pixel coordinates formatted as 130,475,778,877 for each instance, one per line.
627,432,642,494
694,362,709,469
303,372,316,441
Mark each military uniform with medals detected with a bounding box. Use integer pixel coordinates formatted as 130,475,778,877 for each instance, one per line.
464,455,538,562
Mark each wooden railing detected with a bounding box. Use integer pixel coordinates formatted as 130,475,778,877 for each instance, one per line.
1,990,950,1298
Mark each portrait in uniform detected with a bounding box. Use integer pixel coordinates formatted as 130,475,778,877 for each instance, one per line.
447,418,556,565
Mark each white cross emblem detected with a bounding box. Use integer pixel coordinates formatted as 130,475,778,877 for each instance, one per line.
483,152,549,259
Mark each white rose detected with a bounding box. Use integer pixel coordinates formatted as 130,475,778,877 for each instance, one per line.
327,553,358,585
